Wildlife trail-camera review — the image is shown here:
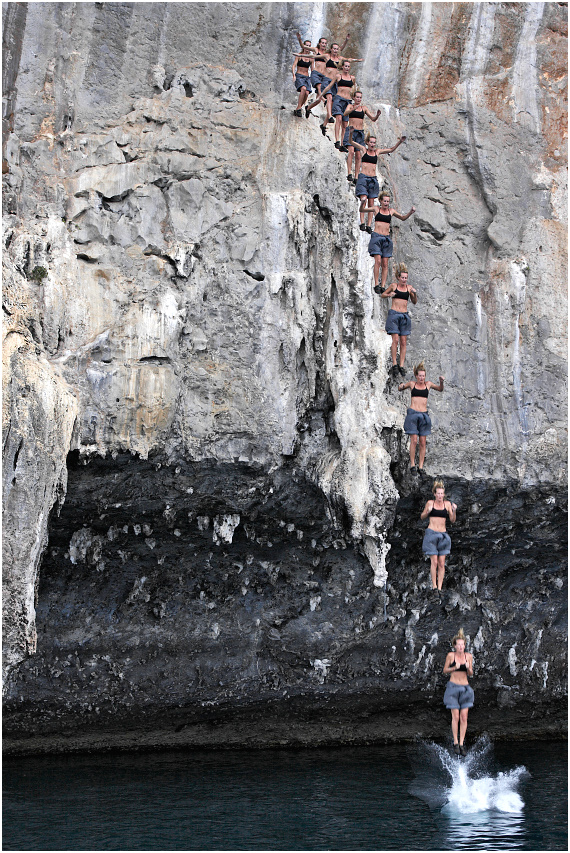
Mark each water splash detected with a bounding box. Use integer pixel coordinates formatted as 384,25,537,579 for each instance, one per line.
408,736,529,849
408,735,529,813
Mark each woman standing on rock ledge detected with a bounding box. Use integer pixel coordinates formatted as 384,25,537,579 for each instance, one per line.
420,479,456,590
397,361,443,476
291,42,314,116
443,628,474,757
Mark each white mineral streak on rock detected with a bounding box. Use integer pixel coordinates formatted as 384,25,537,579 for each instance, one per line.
541,661,549,690
457,4,497,216
2,321,78,682
511,2,545,133
312,658,331,682
363,536,391,589
68,528,93,564
508,645,518,677
294,1,325,46
510,260,529,445
461,3,496,99
473,293,486,398
212,514,241,545
405,3,434,104
361,3,406,104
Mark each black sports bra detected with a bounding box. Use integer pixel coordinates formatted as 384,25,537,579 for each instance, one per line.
326,58,338,69
429,500,448,519
297,57,311,69
361,152,377,164
393,287,409,301
410,383,429,398
452,656,468,672
375,211,391,223
337,76,353,91
350,109,365,119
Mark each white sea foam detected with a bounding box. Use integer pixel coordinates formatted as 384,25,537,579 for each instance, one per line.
444,763,526,814
408,735,529,817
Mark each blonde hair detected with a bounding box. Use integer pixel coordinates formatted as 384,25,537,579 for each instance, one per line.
365,131,376,144
413,360,426,377
379,188,391,199
395,263,408,278
452,628,466,647
432,479,445,496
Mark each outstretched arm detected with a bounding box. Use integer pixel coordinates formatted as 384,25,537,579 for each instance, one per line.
428,376,445,392
296,32,318,52
397,380,413,393
392,206,416,221
342,56,363,63
365,107,381,122
340,33,350,52
359,199,376,213
376,135,406,156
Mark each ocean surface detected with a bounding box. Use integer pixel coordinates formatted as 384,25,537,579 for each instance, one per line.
3,737,567,850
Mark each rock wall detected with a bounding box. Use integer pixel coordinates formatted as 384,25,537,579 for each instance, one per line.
2,2,567,751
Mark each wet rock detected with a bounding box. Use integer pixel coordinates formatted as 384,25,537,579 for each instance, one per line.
2,2,567,746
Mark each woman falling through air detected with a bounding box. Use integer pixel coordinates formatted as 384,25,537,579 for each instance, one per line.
420,479,456,591
443,628,474,757
397,360,444,477
378,262,416,377
358,188,415,293
343,93,381,182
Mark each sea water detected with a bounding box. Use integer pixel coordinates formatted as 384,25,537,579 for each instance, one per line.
3,739,566,850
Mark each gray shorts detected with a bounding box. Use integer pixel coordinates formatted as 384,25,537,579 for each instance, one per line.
422,527,451,556
320,77,336,97
311,70,327,88
385,309,411,336
355,173,380,200
444,682,474,710
343,127,365,148
368,232,393,257
332,94,351,116
404,407,431,436
295,74,312,92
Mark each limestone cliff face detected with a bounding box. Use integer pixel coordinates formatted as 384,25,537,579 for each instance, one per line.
2,3,567,750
